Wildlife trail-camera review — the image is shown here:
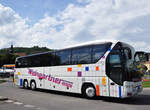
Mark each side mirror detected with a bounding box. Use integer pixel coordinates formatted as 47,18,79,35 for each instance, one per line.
134,51,148,63
145,53,149,61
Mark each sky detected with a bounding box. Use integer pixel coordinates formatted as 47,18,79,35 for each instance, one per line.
0,0,150,52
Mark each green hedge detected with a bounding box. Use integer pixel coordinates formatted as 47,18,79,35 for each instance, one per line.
143,81,150,88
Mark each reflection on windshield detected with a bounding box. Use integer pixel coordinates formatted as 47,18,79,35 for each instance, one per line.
126,60,147,81
124,48,147,81
109,55,121,64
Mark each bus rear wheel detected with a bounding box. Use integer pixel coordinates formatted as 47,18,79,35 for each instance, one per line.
23,80,28,89
30,81,36,90
83,85,96,98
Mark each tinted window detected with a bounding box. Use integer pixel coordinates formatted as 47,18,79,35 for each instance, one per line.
124,48,132,60
72,46,92,64
92,43,111,63
15,59,20,68
15,52,55,68
40,52,55,66
55,50,71,65
111,43,122,53
109,54,121,64
148,54,150,61
106,43,124,85
107,53,123,85
16,57,29,68
15,43,112,67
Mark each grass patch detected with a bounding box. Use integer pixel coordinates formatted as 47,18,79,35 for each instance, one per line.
0,80,6,84
143,81,150,88
144,75,150,77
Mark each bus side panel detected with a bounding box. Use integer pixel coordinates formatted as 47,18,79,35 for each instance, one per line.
42,65,109,94
15,65,110,96
15,67,121,98
15,63,121,98
15,68,29,87
44,76,81,93
109,79,124,98
83,77,109,97
15,68,42,88
29,67,45,89
43,67,81,93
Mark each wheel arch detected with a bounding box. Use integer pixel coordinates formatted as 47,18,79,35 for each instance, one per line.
23,79,28,85
30,79,36,85
81,82,96,94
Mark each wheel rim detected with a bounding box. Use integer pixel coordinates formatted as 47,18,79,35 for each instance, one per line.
85,87,95,98
31,82,35,90
24,81,28,88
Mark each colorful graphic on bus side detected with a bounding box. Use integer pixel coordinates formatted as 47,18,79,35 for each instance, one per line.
28,69,73,88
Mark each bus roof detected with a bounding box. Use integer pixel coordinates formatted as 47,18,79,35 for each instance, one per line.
63,40,118,50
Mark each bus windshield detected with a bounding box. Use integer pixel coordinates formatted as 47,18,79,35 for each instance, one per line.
124,51,146,81
106,42,145,85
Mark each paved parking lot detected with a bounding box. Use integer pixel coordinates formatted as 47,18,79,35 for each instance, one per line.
0,81,150,110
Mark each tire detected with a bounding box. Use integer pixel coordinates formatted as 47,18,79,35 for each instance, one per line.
83,85,96,98
23,80,28,89
30,81,36,90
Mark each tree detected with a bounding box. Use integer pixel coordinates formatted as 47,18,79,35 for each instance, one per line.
0,53,19,67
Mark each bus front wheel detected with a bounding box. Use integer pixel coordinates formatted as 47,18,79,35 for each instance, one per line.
82,85,96,98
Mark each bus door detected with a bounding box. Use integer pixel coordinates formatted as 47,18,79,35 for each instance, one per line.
107,53,123,97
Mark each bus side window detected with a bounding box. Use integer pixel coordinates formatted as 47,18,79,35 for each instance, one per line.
29,52,56,67
55,50,71,65
39,53,56,66
92,43,112,63
16,60,21,68
20,58,28,67
71,46,92,65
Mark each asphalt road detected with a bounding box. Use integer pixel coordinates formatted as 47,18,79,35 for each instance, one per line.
0,81,150,110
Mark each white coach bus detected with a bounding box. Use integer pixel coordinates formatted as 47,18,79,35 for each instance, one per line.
14,40,143,98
